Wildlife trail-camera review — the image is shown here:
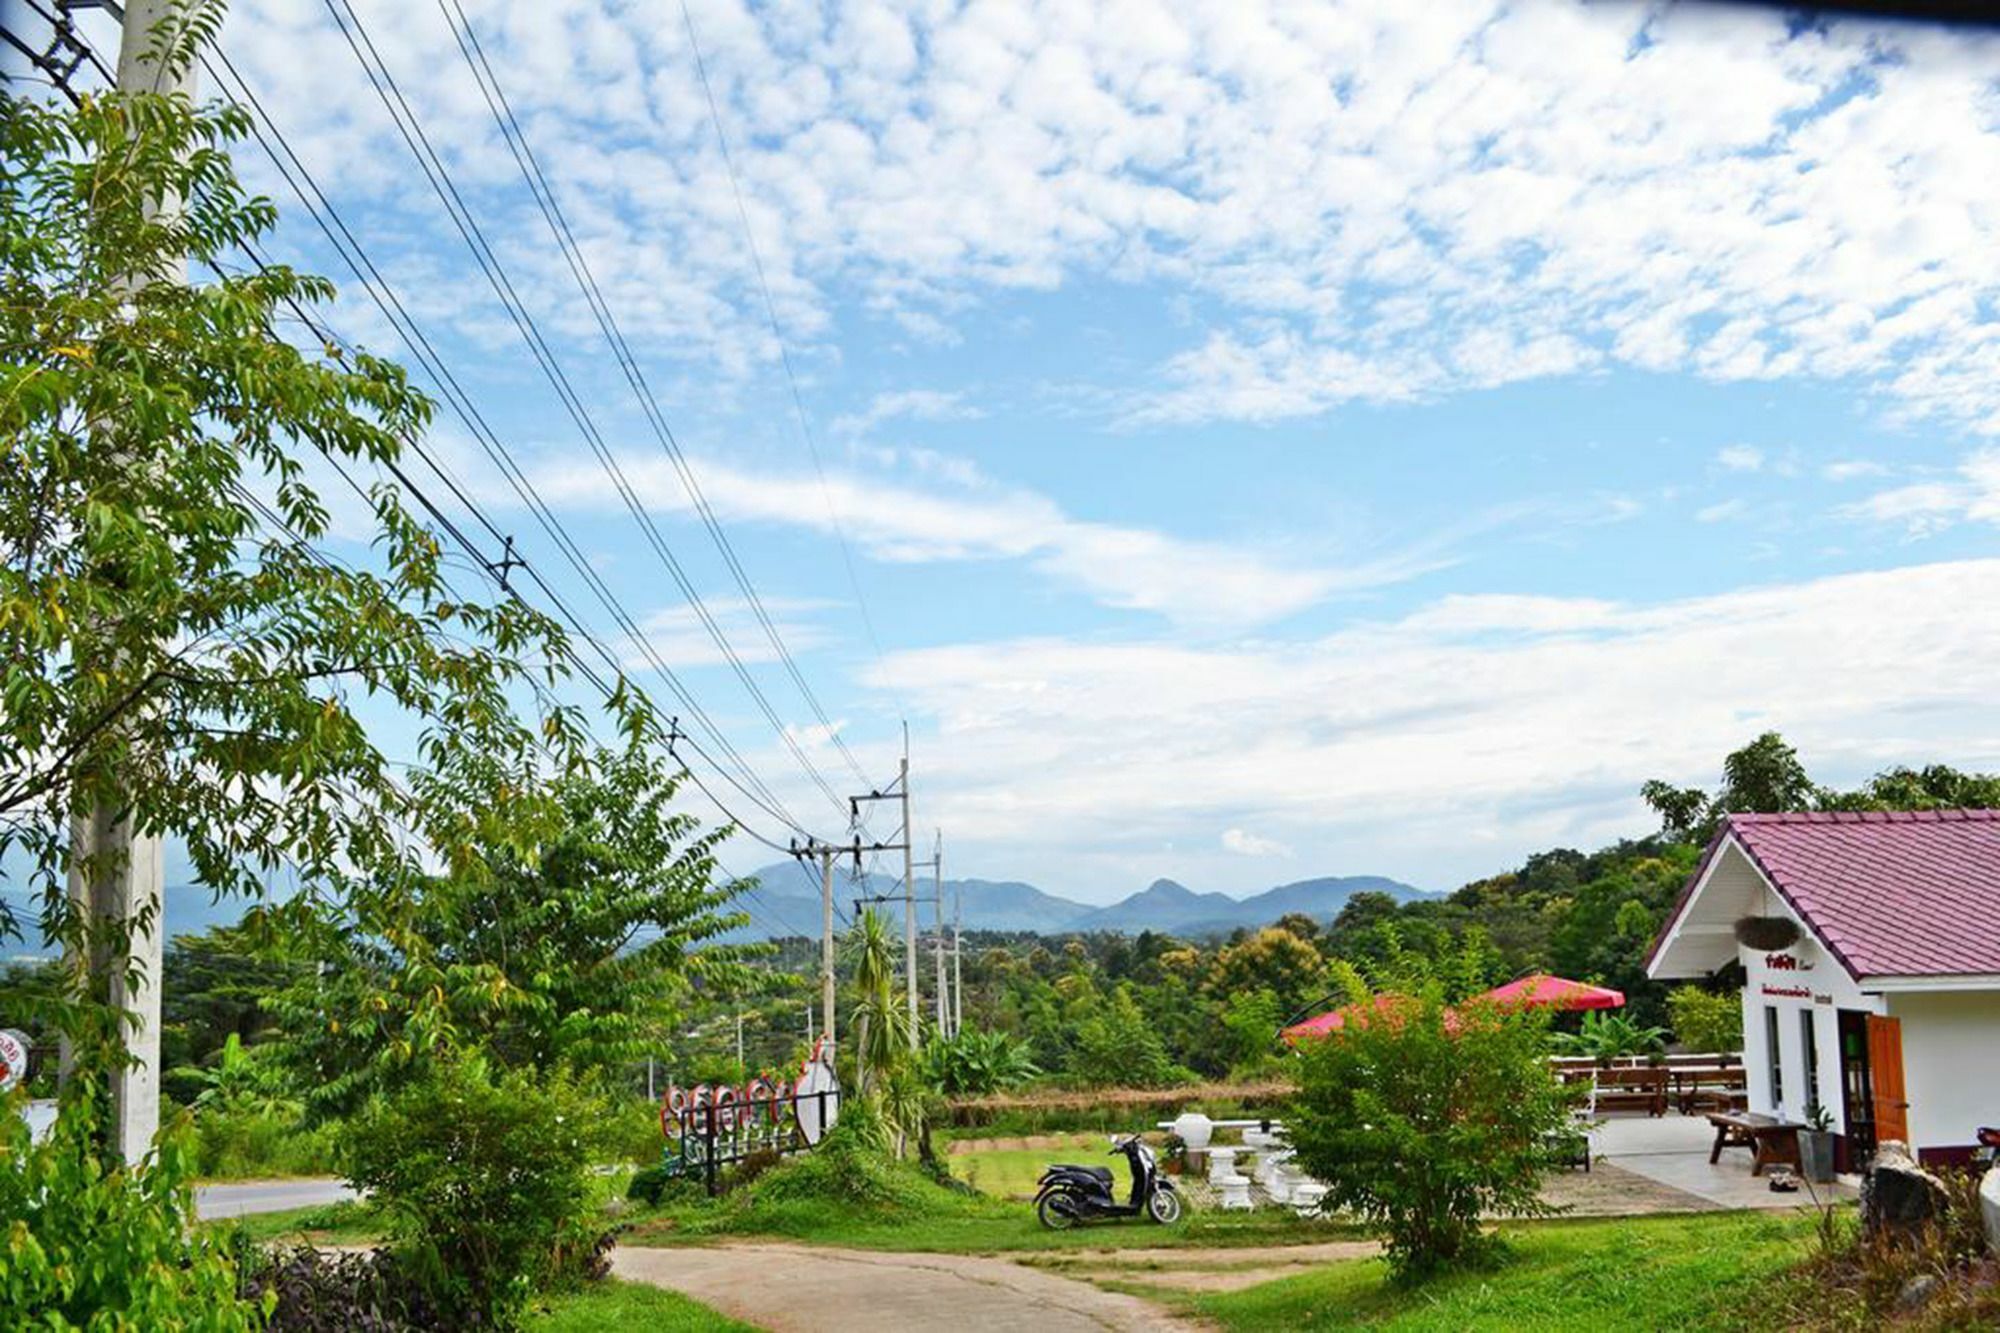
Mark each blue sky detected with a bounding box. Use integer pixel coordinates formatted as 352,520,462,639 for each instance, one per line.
60,0,2000,902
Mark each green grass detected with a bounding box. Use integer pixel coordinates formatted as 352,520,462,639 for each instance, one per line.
210,1198,387,1247
946,1133,1102,1200
1181,1211,1815,1331
526,1279,754,1331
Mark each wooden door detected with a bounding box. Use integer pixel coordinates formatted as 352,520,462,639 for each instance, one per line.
1866,1015,1909,1147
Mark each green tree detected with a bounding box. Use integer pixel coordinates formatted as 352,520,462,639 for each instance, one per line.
1288,989,1573,1281
267,745,751,1116
1666,985,1743,1054
1205,925,1326,1012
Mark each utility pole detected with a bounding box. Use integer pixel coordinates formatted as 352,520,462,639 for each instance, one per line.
62,0,195,1167
848,744,919,1049
735,1009,745,1075
817,844,835,1052
899,746,917,1046
952,879,964,1038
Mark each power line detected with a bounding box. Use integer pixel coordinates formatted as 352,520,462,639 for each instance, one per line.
316,0,851,822
436,0,874,790
195,43,808,834
677,0,904,721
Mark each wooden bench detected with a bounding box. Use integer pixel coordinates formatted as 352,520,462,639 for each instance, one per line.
1588,1066,1670,1117
1707,1111,1802,1176
1676,1066,1749,1115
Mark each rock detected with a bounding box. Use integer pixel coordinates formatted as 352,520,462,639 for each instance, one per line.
1861,1141,1950,1238
1981,1166,2000,1255
1895,1274,1940,1313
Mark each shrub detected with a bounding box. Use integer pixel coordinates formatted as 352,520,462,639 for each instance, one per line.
237,1244,439,1333
752,1106,939,1215
1,1079,258,1329
920,1028,1040,1097
1666,985,1742,1054
1549,1010,1668,1061
196,1107,339,1179
1288,991,1575,1281
339,1058,602,1328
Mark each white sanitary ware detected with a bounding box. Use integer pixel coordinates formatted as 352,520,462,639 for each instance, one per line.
1217,1173,1254,1210
1171,1111,1215,1151
1290,1182,1329,1216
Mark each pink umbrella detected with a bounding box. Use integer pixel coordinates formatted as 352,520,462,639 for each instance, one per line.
1477,973,1625,1012
1281,993,1456,1045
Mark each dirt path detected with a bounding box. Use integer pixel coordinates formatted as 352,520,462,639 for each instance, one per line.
612,1241,1197,1331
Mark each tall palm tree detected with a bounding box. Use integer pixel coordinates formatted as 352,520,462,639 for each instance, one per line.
844,908,908,1099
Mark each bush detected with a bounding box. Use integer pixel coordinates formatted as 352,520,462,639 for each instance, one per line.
196,1107,339,1179
237,1244,440,1332
752,1104,938,1215
919,1028,1040,1097
1,1080,258,1329
1666,985,1742,1054
340,1058,603,1329
1288,991,1576,1281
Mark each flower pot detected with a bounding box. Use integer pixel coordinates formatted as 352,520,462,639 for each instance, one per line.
1798,1129,1837,1184
1734,916,1801,951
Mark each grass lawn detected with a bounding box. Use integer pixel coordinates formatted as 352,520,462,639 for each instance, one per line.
1180,1211,1814,1331
526,1279,753,1331
947,1133,1103,1199
211,1199,386,1247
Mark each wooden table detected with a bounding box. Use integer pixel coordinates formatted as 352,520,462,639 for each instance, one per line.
1707,1111,1802,1176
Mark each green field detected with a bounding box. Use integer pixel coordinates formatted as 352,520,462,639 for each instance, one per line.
1179,1211,1814,1331
946,1133,1103,1199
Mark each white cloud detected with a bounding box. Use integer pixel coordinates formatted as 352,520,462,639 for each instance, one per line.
831,389,984,438
526,447,1445,627
1822,460,1888,482
1695,499,1747,524
624,595,831,671
1221,827,1291,858
869,559,2000,889
1840,448,2000,536
1716,446,1765,473
215,1,2000,434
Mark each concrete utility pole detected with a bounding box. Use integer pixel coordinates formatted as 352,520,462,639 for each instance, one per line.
952,878,964,1038
930,831,947,1034
62,0,195,1167
818,845,836,1052
898,749,918,1047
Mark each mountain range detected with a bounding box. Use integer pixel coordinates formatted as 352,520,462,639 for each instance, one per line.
727,867,1430,941
2,871,1430,960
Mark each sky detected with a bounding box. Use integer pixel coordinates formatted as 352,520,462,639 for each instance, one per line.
57,0,2000,901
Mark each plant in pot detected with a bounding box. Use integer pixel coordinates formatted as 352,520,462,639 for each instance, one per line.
1797,1102,1836,1184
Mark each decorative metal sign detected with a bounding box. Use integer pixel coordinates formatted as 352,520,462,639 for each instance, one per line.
0,1029,29,1095
657,1037,841,1194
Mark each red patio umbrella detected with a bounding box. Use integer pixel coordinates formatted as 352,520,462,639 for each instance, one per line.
1477,973,1625,1011
1281,992,1447,1045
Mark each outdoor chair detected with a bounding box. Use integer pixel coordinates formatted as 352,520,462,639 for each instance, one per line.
1290,1182,1328,1217
1216,1172,1254,1211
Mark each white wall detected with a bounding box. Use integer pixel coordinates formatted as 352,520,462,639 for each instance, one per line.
1736,900,1879,1131
1887,991,2000,1154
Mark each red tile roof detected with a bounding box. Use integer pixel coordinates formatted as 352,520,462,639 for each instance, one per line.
1710,810,2000,980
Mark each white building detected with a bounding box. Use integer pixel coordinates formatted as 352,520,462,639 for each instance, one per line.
1648,810,2000,1168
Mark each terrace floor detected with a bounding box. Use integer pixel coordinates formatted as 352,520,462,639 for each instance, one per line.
1587,1112,1860,1210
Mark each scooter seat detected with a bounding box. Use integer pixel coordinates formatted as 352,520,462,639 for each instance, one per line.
1052,1164,1115,1183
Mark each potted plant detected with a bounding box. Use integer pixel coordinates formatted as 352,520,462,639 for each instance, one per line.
1734,915,1801,951
1797,1102,1836,1183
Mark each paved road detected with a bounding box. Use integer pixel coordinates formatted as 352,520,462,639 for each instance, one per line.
194,1178,357,1221
613,1241,1189,1331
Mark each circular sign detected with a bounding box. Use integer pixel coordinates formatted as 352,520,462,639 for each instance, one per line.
0,1029,29,1095
794,1042,841,1147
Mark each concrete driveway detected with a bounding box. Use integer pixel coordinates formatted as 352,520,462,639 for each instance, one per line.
613,1241,1191,1331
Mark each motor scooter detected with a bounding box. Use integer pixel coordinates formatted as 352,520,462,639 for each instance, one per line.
1035,1135,1181,1228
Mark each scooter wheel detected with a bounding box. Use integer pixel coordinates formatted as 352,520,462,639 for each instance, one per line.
1147,1190,1182,1225
1037,1190,1081,1230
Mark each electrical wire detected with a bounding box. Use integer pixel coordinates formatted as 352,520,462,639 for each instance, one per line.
317,0,850,821
437,0,875,790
